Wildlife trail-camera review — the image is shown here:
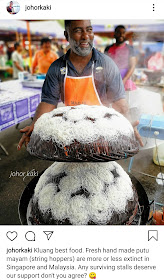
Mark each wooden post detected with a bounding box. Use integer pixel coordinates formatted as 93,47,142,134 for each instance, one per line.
16,31,19,41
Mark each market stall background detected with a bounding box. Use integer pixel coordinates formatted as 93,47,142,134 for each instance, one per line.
0,80,41,131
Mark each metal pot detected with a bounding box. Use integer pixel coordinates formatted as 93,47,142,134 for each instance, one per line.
18,171,150,225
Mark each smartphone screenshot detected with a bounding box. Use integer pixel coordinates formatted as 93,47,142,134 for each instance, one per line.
0,0,164,279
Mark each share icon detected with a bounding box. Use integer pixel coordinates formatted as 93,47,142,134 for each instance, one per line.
43,231,54,241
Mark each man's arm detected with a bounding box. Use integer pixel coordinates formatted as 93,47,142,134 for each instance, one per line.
104,45,111,55
17,102,56,150
18,59,63,150
104,56,143,146
122,56,137,84
14,61,24,72
112,98,128,116
112,99,143,146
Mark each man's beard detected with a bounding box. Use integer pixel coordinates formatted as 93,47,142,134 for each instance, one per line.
116,37,125,45
69,37,93,57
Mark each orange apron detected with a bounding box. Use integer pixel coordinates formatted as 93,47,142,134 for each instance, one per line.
64,62,102,106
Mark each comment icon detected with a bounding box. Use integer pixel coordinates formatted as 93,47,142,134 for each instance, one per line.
25,231,35,241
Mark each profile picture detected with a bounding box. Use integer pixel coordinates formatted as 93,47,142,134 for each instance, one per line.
6,1,20,14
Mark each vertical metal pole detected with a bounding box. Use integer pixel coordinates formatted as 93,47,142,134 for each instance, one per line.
26,21,32,71
128,157,134,173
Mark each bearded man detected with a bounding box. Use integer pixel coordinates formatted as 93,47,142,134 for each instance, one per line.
18,20,142,150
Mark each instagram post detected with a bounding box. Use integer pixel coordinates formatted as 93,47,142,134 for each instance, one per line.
0,0,164,279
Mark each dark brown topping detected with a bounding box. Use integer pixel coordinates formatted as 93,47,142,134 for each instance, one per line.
71,187,90,198
52,172,67,186
104,113,113,118
111,168,119,178
53,113,63,117
85,117,96,122
103,183,109,192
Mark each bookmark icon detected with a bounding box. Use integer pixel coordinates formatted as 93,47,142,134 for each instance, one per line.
148,230,158,241
43,231,54,241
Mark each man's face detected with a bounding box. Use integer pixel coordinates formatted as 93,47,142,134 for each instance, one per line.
10,1,13,7
17,44,23,53
66,20,94,57
114,28,126,44
42,42,51,53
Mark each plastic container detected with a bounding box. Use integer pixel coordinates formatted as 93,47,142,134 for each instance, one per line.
36,74,46,80
153,143,164,166
127,88,164,150
137,115,164,140
18,71,29,81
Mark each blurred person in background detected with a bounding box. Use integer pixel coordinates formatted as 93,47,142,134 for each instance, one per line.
11,42,24,79
7,1,15,14
22,49,32,72
53,42,65,57
31,37,58,74
0,42,6,67
105,25,137,91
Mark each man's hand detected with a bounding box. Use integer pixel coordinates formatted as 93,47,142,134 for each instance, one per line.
14,61,24,72
17,124,34,150
17,102,57,151
122,77,127,85
132,120,144,147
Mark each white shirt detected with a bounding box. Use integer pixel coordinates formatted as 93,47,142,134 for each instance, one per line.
12,51,23,79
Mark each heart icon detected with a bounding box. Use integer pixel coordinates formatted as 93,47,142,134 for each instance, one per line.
6,231,18,241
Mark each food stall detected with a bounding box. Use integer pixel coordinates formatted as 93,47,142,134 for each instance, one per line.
0,80,41,132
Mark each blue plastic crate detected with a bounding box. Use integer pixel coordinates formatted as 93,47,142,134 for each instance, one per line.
137,115,164,140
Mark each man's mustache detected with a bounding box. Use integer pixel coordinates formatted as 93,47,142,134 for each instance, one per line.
78,40,93,46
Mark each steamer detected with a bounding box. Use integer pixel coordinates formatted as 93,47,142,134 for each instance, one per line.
21,105,149,225
18,172,149,225
27,105,139,162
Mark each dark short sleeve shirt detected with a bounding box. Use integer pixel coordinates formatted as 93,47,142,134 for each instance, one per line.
41,47,125,106
7,6,12,12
